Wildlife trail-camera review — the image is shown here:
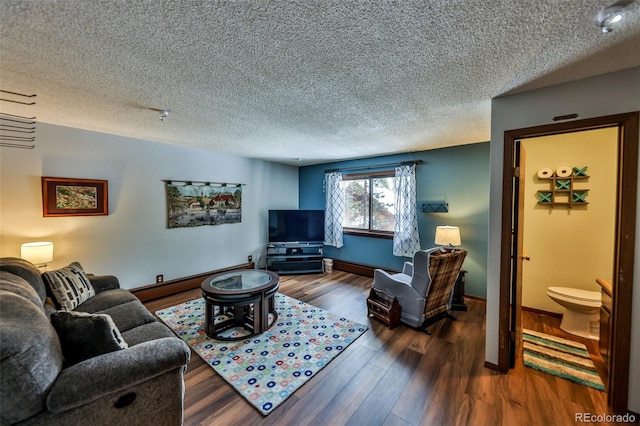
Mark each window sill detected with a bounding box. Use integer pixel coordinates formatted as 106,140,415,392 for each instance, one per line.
343,229,393,240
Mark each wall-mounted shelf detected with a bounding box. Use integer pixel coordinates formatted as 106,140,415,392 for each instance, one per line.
536,166,589,207
421,202,448,212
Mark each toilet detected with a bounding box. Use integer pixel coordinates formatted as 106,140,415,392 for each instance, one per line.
546,286,602,340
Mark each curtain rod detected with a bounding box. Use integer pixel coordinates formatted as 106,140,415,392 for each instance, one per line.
163,179,244,187
324,159,423,173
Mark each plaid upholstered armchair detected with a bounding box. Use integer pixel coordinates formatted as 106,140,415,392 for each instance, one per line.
371,247,467,330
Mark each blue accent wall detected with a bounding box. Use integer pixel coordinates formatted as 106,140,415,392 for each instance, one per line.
299,142,490,298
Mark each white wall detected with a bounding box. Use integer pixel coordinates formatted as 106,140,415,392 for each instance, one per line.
521,128,617,313
0,123,299,289
487,66,640,411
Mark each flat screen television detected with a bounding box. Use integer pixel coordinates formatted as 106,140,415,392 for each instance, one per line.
268,210,325,243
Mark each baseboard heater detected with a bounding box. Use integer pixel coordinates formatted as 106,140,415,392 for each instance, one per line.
332,259,400,278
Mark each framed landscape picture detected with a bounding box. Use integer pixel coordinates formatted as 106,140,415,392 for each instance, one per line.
41,177,108,217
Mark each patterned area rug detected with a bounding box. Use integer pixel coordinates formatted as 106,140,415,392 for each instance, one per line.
522,329,605,391
156,294,367,415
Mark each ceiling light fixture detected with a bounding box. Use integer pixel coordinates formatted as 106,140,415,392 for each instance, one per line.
159,109,171,122
598,4,625,33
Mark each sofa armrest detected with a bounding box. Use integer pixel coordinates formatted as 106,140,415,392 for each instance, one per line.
87,274,120,292
46,337,190,413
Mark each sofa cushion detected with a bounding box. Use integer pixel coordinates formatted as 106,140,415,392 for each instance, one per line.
95,300,157,332
43,262,96,310
0,257,48,303
75,288,139,313
50,310,128,366
0,289,64,425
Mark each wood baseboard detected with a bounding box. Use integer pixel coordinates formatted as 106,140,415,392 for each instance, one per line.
484,361,500,372
464,293,486,302
132,262,254,302
136,258,488,307
521,305,562,318
333,259,399,277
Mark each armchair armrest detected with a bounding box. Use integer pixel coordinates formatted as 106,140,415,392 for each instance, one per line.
46,337,190,413
373,269,419,297
401,261,413,276
87,274,120,292
373,269,405,286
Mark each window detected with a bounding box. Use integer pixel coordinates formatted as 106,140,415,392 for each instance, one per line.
342,171,395,237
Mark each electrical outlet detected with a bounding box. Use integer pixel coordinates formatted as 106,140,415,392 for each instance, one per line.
156,274,163,283
248,255,253,262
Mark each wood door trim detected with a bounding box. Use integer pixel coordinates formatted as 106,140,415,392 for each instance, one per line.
498,111,639,413
611,111,638,412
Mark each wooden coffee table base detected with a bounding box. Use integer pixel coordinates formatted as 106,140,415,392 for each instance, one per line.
203,286,278,341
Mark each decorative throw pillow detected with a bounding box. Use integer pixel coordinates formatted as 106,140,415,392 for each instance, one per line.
43,262,95,310
50,310,128,365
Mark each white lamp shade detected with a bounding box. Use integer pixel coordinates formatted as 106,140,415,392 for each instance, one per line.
21,242,54,265
434,226,461,246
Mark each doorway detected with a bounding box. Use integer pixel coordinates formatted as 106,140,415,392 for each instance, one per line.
498,112,639,413
520,129,617,318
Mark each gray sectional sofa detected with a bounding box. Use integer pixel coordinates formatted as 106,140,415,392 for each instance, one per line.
0,257,191,425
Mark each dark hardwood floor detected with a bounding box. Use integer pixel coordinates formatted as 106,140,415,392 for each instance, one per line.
144,271,614,426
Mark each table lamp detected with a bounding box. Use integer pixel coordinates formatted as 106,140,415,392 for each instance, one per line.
435,226,461,249
21,241,54,268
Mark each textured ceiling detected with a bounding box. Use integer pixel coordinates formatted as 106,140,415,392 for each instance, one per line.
1,1,639,165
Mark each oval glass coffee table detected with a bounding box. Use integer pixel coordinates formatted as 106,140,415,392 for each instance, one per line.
201,270,279,341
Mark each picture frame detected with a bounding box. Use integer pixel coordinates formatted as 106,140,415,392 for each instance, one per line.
41,177,108,217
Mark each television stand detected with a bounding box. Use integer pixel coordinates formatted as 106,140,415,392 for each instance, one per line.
266,242,324,274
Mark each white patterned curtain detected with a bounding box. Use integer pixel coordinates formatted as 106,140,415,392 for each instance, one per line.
393,164,421,256
324,171,344,248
